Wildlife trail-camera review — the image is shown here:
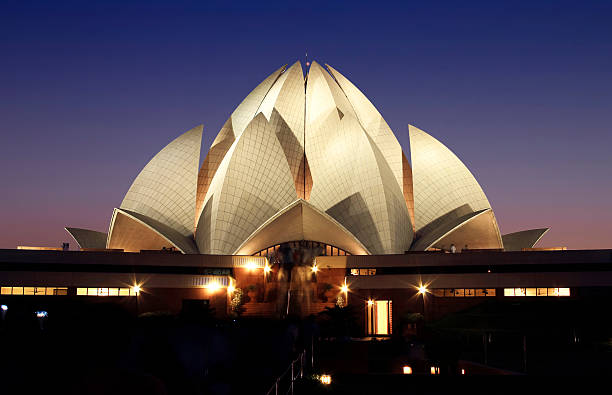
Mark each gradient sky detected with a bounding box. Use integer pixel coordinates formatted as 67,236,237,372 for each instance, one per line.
1,0,611,250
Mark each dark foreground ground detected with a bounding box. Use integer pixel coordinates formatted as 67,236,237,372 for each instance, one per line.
1,298,612,394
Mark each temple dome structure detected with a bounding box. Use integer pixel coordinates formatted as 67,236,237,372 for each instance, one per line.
66,61,548,255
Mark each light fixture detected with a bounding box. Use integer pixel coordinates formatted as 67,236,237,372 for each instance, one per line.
417,284,428,295
341,283,349,293
0,304,7,311
320,374,331,385
263,264,271,274
430,366,439,375
461,368,466,375
35,311,48,318
311,265,319,273
367,299,374,306
132,285,141,295
403,365,412,374
206,282,221,292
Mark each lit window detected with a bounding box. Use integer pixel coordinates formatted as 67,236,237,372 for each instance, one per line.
12,287,23,295
526,288,537,297
514,288,526,296
98,288,109,296
548,288,559,296
24,287,35,295
77,288,87,296
537,288,547,296
465,289,475,297
109,288,119,296
367,269,376,275
87,288,97,296
432,289,445,297
559,288,570,296
444,289,454,297
119,288,130,296
454,289,465,297
367,300,392,335
486,289,496,296
504,288,514,296
1,287,11,295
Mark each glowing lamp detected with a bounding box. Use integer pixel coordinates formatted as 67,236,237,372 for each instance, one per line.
263,264,271,274
246,261,257,270
227,284,235,294
311,265,318,273
206,282,221,292
418,285,428,295
132,285,141,295
367,299,374,306
0,304,7,311
403,366,412,374
35,311,48,318
461,368,466,375
320,374,331,385
341,284,349,293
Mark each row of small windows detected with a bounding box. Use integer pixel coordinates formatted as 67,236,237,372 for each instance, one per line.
254,241,350,257
503,288,570,297
1,287,68,296
350,268,376,276
0,287,139,296
431,288,497,297
76,288,138,296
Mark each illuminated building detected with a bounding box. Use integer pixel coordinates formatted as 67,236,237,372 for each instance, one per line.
2,61,611,336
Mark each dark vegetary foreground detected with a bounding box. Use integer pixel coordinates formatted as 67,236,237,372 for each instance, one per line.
1,298,612,394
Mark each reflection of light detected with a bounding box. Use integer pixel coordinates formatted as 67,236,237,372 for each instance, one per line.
403,366,412,374
35,311,48,318
417,284,428,295
227,284,235,294
246,261,257,270
263,264,271,274
132,285,141,295
311,265,318,273
1,304,7,311
320,374,331,385
206,282,221,292
367,299,374,306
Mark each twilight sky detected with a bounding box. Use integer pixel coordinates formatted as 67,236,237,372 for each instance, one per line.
1,0,611,250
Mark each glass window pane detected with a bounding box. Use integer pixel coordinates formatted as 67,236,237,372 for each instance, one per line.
514,288,526,296
504,288,514,296
77,288,87,296
537,288,547,296
548,288,559,296
526,288,537,296
432,289,444,297
45,287,55,296
98,288,109,296
109,288,119,296
559,288,570,296
119,288,130,296
56,288,68,296
475,289,486,297
486,289,496,296
1,287,12,295
454,289,465,297
34,287,46,295
12,287,23,295
87,288,97,296
24,287,35,295
326,245,332,256
465,289,475,297
444,289,454,297
350,269,359,276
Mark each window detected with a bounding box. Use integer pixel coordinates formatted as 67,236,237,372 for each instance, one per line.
454,289,465,297
367,300,392,335
76,287,135,296
1,286,67,295
504,287,570,297
350,268,376,276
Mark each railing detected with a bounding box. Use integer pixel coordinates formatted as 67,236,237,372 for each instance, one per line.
265,351,305,395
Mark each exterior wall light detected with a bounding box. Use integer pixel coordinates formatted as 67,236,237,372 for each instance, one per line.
263,264,271,274
403,366,412,374
367,299,374,306
320,374,331,385
132,285,141,295
417,285,428,295
0,304,7,311
311,265,318,273
341,283,349,293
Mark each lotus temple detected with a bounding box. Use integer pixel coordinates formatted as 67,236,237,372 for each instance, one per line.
2,61,611,335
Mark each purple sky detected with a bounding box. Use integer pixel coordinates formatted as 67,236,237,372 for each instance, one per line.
1,1,611,250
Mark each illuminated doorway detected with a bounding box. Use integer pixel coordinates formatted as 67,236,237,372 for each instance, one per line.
367,300,392,335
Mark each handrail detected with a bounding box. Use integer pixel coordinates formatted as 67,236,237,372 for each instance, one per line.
265,351,305,395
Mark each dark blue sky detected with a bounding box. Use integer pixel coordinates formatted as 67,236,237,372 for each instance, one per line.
1,0,611,249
